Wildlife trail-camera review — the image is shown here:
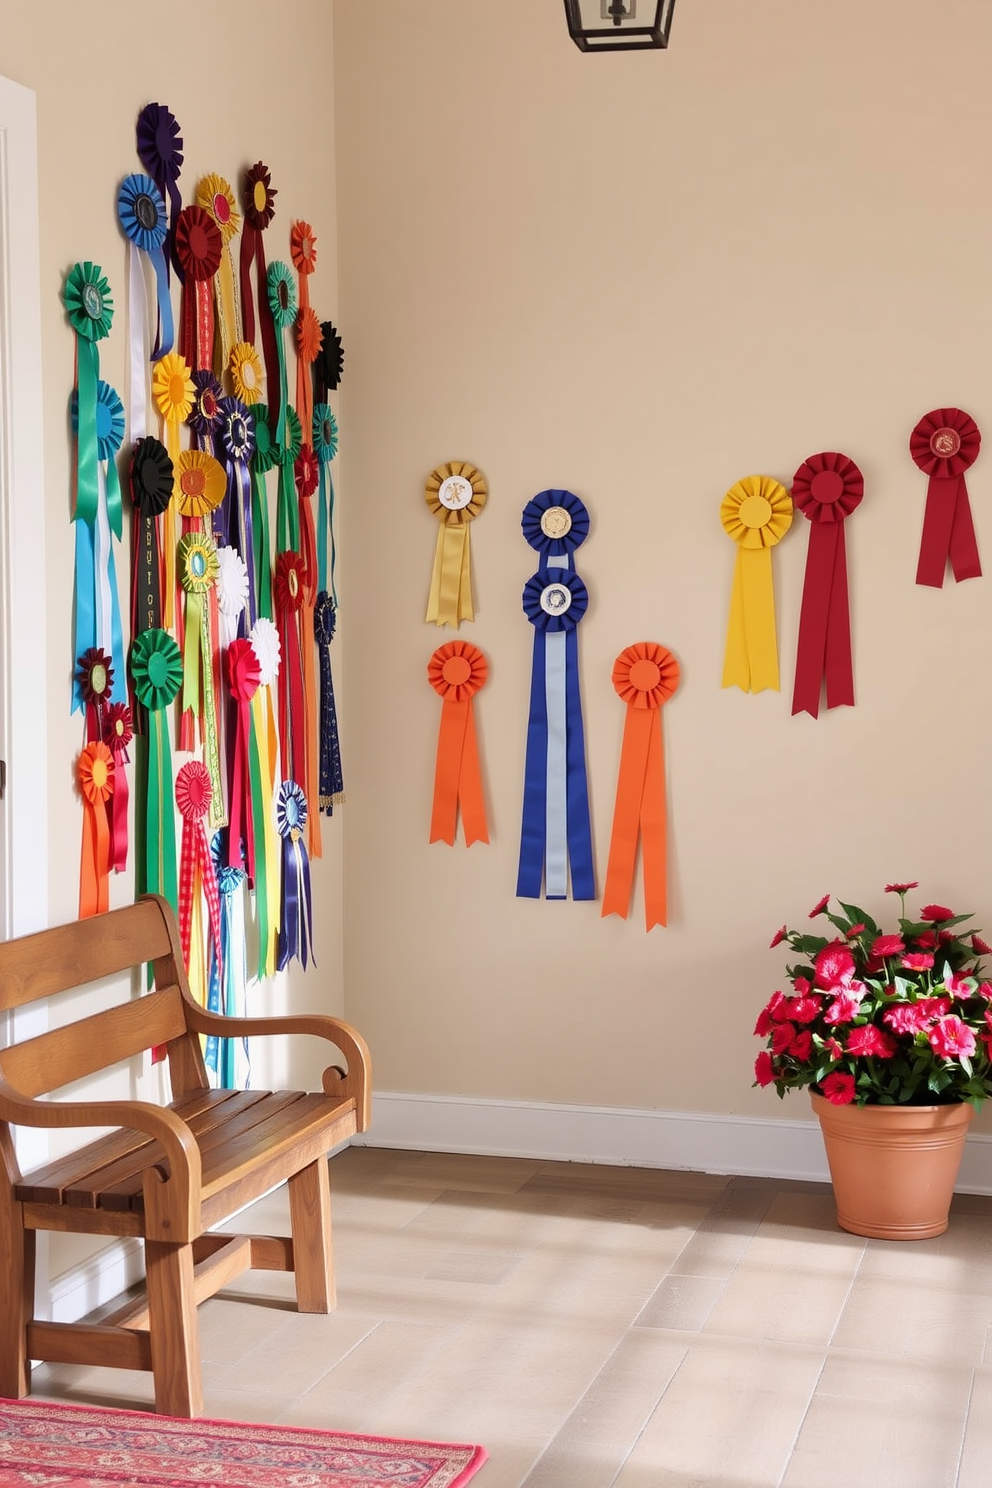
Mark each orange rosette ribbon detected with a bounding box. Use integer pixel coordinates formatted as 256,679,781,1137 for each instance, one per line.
78,740,115,918
602,643,680,931
427,642,489,846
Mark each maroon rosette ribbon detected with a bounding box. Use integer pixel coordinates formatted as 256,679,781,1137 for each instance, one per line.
791,451,864,719
910,408,981,588
176,206,222,373
240,163,280,439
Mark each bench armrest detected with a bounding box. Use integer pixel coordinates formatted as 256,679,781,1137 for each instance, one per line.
180,1004,372,1132
0,1075,202,1241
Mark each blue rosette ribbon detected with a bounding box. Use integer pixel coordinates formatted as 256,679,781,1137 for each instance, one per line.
277,781,315,970
517,491,595,902
70,380,127,711
205,831,250,1090
117,172,174,363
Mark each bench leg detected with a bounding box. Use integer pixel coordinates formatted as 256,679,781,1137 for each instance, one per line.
288,1157,335,1313
145,1239,203,1417
0,1194,34,1398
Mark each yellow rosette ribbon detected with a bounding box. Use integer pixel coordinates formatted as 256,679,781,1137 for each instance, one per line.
720,475,793,693
151,351,195,630
424,460,487,628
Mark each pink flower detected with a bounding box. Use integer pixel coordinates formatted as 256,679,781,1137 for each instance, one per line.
917,996,951,1020
771,1022,797,1055
789,1030,813,1061
914,931,937,949
824,991,864,1025
871,934,905,958
864,955,885,976
928,1016,977,1060
822,1036,843,1062
944,970,974,998
978,982,992,1001
845,923,866,939
784,995,820,1024
792,976,812,996
885,881,919,894
920,904,955,922
902,952,935,970
884,1004,931,1035
981,1034,992,1059
754,1051,776,1087
972,935,992,956
820,1071,856,1105
808,893,831,918
769,925,788,948
845,1026,897,1059
814,943,856,989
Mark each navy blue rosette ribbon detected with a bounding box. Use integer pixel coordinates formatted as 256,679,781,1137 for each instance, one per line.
314,593,345,814
218,396,258,625
117,172,173,364
277,780,315,970
517,491,595,901
136,103,184,282
205,831,250,1090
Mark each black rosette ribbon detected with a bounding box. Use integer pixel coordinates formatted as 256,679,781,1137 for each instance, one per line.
129,436,173,646
315,320,344,399
314,592,345,814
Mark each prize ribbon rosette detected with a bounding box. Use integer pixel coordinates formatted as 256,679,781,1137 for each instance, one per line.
428,641,488,847
218,396,258,624
516,489,595,902
315,320,344,399
129,627,182,913
78,740,114,919
291,221,320,443
69,376,127,717
424,461,487,628
175,760,223,1010
250,617,283,977
910,408,982,587
176,205,223,373
205,830,250,1091
720,475,792,693
103,701,133,873
151,350,195,630
177,530,224,820
136,102,184,280
117,172,173,436
313,403,339,608
276,780,314,971
791,452,863,718
295,442,322,857
601,643,680,931
240,162,280,439
196,174,242,380
226,636,262,886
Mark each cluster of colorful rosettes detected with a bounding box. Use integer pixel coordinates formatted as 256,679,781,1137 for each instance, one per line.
753,886,992,1108
65,102,347,1086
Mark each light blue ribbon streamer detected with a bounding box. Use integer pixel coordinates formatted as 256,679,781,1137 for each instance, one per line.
71,519,97,713
564,623,595,900
544,630,568,899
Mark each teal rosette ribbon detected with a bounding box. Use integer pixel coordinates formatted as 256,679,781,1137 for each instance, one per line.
130,628,182,913
266,260,297,448
313,403,339,604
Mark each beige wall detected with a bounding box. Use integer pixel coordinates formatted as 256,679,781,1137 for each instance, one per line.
334,0,992,1123
1,1,344,1275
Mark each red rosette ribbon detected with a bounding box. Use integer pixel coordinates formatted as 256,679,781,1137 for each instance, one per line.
175,206,223,373
78,741,114,919
102,702,132,874
274,552,309,802
602,643,680,931
427,642,489,847
226,637,262,886
790,452,864,718
910,408,982,588
175,760,223,977
75,647,114,743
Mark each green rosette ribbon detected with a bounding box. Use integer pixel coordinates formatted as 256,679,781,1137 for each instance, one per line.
251,403,278,620
313,403,339,606
64,261,114,530
277,404,303,556
266,260,297,448
130,628,182,914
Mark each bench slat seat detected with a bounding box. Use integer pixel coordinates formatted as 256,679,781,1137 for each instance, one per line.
0,894,371,1418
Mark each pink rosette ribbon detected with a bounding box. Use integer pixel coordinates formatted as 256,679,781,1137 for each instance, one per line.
791,451,863,718
175,760,223,976
910,408,982,587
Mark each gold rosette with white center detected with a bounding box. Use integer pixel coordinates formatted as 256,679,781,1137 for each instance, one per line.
424,460,487,628
720,475,793,693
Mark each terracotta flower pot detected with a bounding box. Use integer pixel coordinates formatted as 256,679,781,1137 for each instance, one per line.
810,1092,974,1240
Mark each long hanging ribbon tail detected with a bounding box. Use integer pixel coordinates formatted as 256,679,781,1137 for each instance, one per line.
722,546,779,693
301,597,321,858
109,744,129,873
278,833,314,971
277,609,307,794
823,521,854,711
177,815,198,965
231,461,258,624
563,626,595,900
255,688,282,978
251,466,273,619
220,876,249,1088
79,795,111,919
71,518,97,713
277,461,299,554
75,340,100,527
239,226,257,345
916,473,982,587
431,697,488,846
93,464,127,707
543,629,569,899
792,521,840,719
214,246,240,384
248,697,271,975
602,706,667,929
318,623,345,814
127,245,150,439
227,699,256,886
517,628,548,898
162,416,180,631
150,245,173,363
426,522,472,627
257,253,280,441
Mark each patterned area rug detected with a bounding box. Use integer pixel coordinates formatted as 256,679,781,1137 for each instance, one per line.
0,1399,487,1488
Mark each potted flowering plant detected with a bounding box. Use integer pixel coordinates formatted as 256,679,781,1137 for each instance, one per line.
753,882,992,1239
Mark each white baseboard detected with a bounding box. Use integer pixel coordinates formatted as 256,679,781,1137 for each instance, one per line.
353,1090,992,1195
49,1238,144,1325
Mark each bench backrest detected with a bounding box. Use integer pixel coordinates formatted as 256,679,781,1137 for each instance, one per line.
0,896,202,1099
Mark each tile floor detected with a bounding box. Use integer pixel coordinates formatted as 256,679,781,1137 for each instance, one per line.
28,1146,992,1487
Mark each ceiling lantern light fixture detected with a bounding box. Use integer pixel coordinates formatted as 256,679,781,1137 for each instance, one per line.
564,0,676,52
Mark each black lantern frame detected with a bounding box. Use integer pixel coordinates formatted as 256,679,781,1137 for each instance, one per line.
564,0,676,52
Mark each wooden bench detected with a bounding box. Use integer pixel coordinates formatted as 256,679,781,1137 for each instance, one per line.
0,893,371,1417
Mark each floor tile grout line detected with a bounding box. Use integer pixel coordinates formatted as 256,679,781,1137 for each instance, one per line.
773,1350,829,1488
951,1367,978,1488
